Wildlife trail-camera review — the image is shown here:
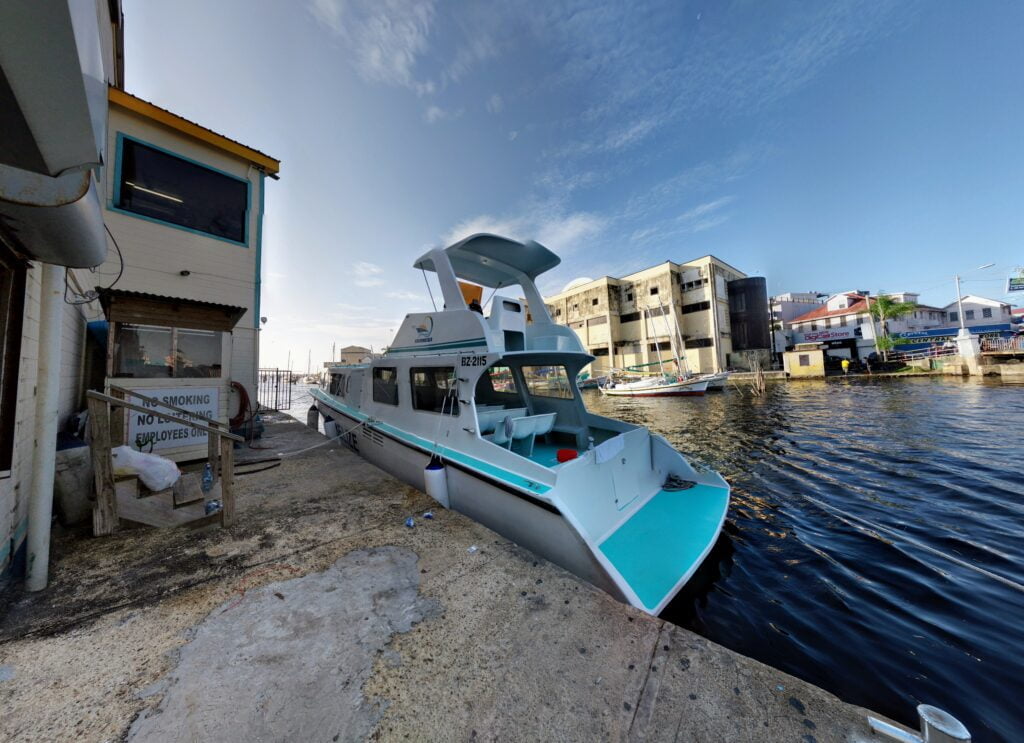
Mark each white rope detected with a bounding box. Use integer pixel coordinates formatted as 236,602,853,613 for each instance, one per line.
793,492,1024,595
276,417,371,458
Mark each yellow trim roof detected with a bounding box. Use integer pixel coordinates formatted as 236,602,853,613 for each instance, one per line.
108,87,280,175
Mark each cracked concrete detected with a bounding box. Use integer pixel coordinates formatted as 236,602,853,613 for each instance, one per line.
0,413,907,742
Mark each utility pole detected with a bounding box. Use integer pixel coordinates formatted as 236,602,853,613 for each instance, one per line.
954,274,967,331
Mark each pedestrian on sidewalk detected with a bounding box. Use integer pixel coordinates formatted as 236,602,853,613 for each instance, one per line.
841,358,850,375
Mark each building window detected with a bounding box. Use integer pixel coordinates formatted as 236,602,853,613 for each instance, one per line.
587,315,608,326
825,318,832,328
982,308,992,319
645,306,669,318
857,316,865,325
372,367,399,405
949,311,958,322
112,324,223,378
1,246,27,472
555,308,561,317
619,311,641,323
410,367,459,414
115,136,249,244
840,316,847,327
810,323,818,331
591,347,609,356
650,287,659,295
799,354,810,367
572,303,578,311
681,300,711,315
649,341,672,351
965,310,974,320
592,298,599,306
626,292,633,302
689,338,714,348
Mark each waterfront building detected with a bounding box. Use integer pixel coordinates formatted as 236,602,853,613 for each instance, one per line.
543,256,768,375
336,345,376,365
941,295,1014,327
1,3,279,583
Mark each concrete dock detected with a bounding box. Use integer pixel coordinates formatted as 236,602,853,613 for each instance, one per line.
0,413,904,742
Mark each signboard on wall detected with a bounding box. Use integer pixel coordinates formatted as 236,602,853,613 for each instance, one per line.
127,387,219,452
795,327,856,343
1008,268,1024,294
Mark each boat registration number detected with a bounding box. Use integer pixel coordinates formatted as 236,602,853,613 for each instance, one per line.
460,355,488,367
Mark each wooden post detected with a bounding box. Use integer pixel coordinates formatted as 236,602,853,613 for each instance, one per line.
87,395,118,536
207,430,220,488
219,434,235,527
110,386,126,447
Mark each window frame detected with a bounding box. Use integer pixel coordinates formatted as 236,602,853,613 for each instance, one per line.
110,133,252,248
409,366,460,415
372,366,399,405
110,322,224,379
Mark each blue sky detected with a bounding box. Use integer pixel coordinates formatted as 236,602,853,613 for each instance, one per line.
123,0,1024,369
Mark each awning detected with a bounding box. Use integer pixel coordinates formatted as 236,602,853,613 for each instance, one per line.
99,290,246,332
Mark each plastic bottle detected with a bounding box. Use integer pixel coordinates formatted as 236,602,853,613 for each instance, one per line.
201,462,214,492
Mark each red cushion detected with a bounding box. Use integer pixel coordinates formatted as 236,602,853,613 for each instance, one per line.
556,449,578,463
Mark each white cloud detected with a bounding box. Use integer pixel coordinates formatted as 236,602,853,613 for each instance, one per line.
444,205,606,256
308,0,436,90
423,104,463,124
386,290,426,302
485,93,504,114
508,130,518,141
353,260,385,287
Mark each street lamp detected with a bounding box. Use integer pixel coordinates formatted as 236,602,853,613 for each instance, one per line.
954,263,995,334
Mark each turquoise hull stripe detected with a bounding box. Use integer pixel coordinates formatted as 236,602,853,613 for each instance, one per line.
599,485,728,611
311,388,551,495
386,338,488,354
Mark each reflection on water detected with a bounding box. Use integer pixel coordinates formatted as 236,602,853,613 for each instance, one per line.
289,379,1022,741
587,378,1023,743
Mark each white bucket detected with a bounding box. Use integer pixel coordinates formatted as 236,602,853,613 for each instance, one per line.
424,458,450,508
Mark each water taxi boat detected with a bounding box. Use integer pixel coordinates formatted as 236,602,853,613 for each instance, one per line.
310,234,730,615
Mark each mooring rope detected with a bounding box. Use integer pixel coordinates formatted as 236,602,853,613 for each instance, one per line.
275,417,371,459
792,492,1024,595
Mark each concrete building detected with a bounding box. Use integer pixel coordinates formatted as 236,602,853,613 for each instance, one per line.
544,256,768,375
1,4,278,585
942,295,1014,327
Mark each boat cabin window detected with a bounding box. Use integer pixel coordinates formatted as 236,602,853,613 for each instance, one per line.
372,367,399,405
329,373,346,396
474,365,521,407
522,365,574,399
410,367,460,415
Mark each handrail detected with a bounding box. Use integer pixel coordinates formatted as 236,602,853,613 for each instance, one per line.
86,391,243,441
108,385,225,428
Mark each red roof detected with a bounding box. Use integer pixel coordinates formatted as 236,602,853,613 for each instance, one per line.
791,294,874,323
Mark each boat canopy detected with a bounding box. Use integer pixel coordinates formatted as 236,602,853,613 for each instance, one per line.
414,233,560,288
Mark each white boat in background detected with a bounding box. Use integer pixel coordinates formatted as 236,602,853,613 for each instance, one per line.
698,371,730,391
310,234,730,615
599,374,708,397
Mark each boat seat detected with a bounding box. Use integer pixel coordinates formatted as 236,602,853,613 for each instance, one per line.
492,413,557,457
477,406,528,434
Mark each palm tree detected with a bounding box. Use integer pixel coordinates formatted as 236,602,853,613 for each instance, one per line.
869,295,917,360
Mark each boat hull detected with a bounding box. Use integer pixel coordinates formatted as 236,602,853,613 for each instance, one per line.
314,396,628,603
599,379,708,397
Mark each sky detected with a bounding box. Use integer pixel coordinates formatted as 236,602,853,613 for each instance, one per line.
123,0,1024,370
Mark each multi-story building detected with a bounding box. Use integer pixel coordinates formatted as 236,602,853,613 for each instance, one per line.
544,256,769,375
1,3,278,586
942,295,1014,327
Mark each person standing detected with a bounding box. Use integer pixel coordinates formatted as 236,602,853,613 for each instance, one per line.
841,358,850,375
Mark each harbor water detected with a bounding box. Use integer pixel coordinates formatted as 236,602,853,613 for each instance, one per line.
288,378,1022,742
587,378,1023,743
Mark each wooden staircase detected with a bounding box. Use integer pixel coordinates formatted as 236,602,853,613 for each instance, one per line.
87,388,244,536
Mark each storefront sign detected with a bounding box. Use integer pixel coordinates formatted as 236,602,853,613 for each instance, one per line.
796,327,856,343
127,387,219,451
1008,269,1024,294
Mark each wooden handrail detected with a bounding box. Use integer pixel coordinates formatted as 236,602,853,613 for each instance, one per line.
108,384,226,428
86,391,244,441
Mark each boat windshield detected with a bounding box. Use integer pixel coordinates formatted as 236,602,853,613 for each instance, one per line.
521,365,574,399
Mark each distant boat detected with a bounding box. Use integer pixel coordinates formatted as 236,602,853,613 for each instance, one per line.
599,374,708,397
576,372,608,390
310,233,730,615
696,371,730,391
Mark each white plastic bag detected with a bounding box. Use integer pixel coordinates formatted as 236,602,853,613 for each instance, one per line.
110,446,181,491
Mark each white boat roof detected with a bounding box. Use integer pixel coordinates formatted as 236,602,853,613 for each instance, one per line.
413,233,561,288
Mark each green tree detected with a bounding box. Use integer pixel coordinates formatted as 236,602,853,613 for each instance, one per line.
869,296,917,360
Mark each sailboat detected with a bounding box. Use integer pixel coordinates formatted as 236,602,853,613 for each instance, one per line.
310,234,730,615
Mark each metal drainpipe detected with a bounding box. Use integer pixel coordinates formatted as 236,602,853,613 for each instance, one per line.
26,262,63,591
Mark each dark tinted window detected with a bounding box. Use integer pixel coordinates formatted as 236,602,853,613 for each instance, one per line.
372,367,398,405
1,245,26,471
410,367,459,414
117,138,248,243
